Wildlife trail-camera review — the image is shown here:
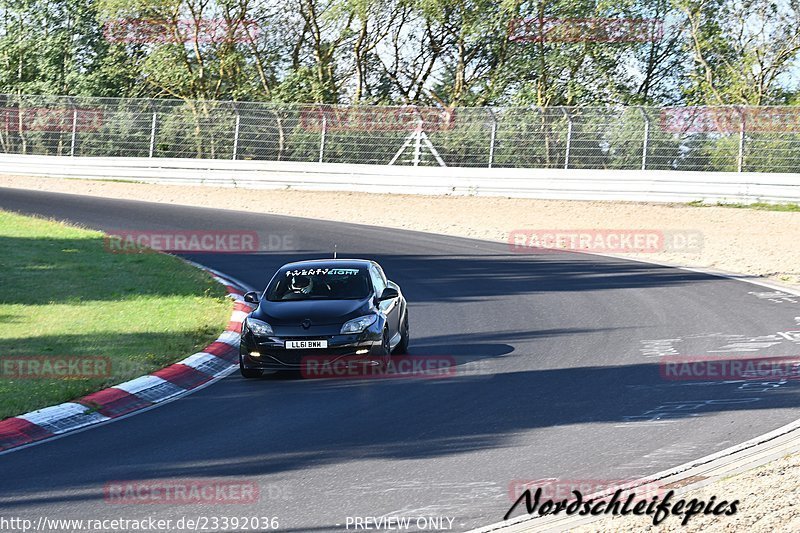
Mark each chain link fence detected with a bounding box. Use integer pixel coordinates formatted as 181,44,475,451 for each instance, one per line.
1,94,799,172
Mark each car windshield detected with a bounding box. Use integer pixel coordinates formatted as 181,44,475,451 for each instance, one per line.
266,267,371,301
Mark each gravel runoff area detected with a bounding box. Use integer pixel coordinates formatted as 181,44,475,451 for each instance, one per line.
570,452,800,532
1,174,800,532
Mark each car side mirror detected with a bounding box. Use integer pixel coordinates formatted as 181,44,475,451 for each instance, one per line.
377,287,399,301
243,291,260,304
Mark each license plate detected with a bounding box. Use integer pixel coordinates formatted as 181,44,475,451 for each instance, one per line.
285,340,328,349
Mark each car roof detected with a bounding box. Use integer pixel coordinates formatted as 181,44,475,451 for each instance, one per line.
279,259,375,271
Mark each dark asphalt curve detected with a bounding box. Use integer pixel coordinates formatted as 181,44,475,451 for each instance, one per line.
1,187,800,532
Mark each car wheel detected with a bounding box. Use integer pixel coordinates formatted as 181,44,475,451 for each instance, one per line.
239,356,262,379
392,313,410,355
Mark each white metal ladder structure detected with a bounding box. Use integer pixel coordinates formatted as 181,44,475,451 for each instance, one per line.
388,118,447,167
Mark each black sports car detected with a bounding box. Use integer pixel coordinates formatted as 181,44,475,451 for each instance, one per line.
239,259,409,377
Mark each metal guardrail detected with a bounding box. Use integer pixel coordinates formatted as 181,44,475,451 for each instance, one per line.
2,154,799,204
2,94,800,173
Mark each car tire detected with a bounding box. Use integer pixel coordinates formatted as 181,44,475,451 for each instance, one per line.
392,313,410,355
239,357,262,379
380,328,392,368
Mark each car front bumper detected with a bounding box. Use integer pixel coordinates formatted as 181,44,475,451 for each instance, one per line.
239,330,385,372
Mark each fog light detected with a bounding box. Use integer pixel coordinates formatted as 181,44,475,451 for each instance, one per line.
249,351,261,357
356,349,369,354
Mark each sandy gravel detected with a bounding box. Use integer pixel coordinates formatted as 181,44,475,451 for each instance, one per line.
1,174,800,532
1,175,799,287
570,450,800,532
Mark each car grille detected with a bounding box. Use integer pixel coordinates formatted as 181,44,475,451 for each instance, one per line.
265,346,362,366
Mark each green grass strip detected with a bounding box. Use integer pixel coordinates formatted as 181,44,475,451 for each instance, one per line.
0,210,231,420
687,200,800,212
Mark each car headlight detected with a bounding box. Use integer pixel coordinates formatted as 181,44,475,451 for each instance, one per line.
245,317,273,336
340,314,378,334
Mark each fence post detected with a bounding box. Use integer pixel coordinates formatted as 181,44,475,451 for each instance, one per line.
232,113,240,160
319,116,326,163
488,111,497,168
413,117,422,166
639,107,650,170
70,109,78,157
562,108,572,169
737,107,745,172
149,112,157,158
532,105,547,166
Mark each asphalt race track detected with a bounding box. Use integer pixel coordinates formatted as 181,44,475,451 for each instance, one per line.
2,187,800,532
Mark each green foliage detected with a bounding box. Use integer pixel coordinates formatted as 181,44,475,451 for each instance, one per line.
1,0,799,106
